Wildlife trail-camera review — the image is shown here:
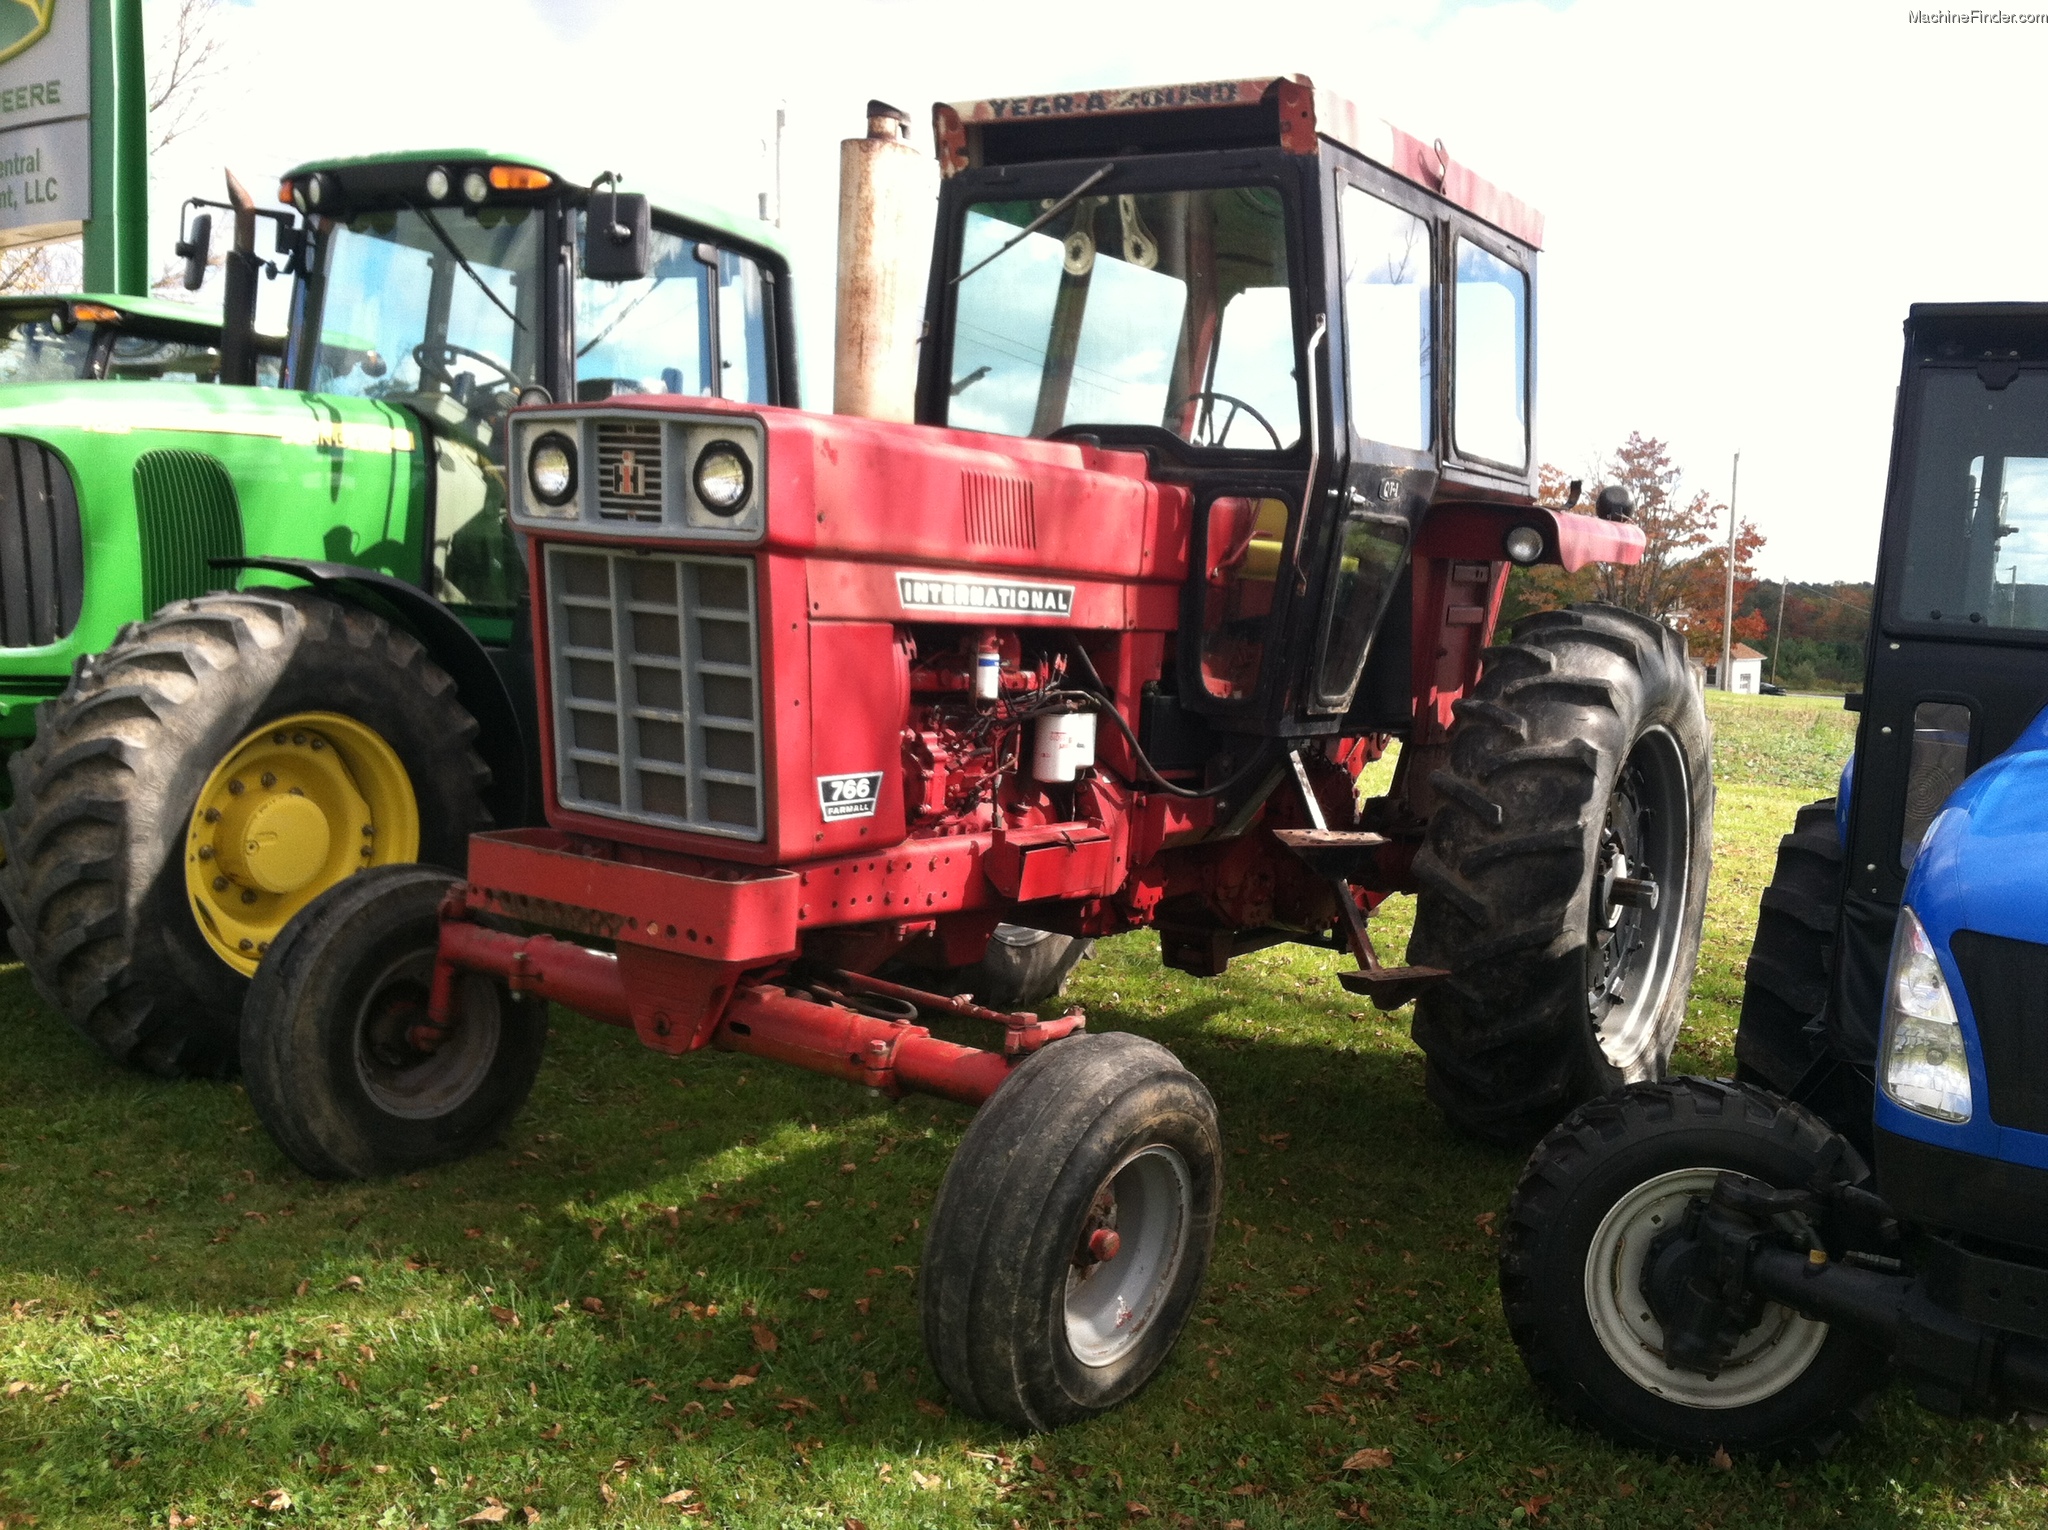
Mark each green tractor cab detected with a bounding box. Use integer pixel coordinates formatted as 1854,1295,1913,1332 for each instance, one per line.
0,293,283,385
0,150,796,1076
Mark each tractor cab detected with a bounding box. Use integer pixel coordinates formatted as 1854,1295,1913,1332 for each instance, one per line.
275,151,798,625
0,294,282,385
917,77,1545,738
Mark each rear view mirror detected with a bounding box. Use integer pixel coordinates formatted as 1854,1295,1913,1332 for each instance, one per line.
1595,485,1635,521
175,212,212,292
584,181,650,282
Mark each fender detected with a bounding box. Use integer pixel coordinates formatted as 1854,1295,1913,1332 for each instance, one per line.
212,556,532,830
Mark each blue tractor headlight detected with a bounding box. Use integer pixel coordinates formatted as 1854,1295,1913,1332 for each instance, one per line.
1879,905,1973,1122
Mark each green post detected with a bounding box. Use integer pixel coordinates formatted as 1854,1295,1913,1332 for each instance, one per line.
83,0,145,294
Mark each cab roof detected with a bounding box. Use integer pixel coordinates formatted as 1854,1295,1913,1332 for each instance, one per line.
279,148,792,268
935,74,1543,249
0,292,230,327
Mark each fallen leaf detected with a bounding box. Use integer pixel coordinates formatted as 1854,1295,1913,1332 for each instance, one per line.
1030,1455,1049,1472
910,1469,941,1490
1614,1482,1635,1498
580,1297,606,1315
597,1480,617,1507
522,1510,541,1526
248,1486,293,1511
804,1288,830,1301
1710,1446,1734,1471
861,1370,878,1393
243,1388,265,1409
729,1371,757,1388
1341,1448,1393,1471
293,1279,310,1297
464,1227,484,1240
1127,1503,1153,1518
659,1489,695,1505
844,1520,868,1530
491,1306,521,1329
540,1422,563,1440
915,1397,946,1418
461,1508,510,1525
335,1274,364,1292
1227,1482,1262,1496
1519,1495,1554,1518
751,1323,779,1353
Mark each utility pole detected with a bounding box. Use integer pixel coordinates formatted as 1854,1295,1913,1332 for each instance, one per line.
1720,451,1740,691
775,103,786,227
1770,574,1789,687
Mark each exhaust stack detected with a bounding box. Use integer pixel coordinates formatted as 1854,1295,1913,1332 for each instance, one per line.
833,100,936,422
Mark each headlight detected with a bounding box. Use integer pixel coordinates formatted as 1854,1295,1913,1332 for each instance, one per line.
462,170,490,205
424,166,451,202
1879,905,1973,1122
1504,525,1545,565
526,431,578,513
693,441,752,515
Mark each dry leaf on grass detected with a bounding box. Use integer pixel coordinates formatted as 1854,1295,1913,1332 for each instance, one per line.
1710,1446,1734,1471
248,1487,293,1511
910,1469,941,1491
1126,1503,1153,1518
335,1275,364,1292
1519,1495,1554,1518
491,1306,520,1328
803,1287,830,1301
914,1397,947,1418
580,1297,606,1315
659,1489,695,1505
751,1323,779,1353
461,1506,510,1525
1341,1448,1393,1471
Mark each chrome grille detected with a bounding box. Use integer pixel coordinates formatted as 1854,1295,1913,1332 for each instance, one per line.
595,418,663,522
546,546,762,839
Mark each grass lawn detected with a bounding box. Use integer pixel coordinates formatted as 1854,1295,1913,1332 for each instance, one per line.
6,691,2045,1528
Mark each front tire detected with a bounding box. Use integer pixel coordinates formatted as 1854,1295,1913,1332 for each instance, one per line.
1500,1078,1887,1460
921,1032,1221,1430
0,589,491,1077
240,865,546,1179
1409,605,1714,1145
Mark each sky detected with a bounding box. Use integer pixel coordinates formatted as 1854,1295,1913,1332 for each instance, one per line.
141,0,2048,583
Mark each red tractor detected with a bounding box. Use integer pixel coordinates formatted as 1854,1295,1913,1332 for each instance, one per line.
239,77,1712,1429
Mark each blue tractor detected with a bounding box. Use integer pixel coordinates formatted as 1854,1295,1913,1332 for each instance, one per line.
1500,303,2048,1458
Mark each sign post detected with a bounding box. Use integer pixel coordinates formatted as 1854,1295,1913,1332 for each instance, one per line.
0,0,145,294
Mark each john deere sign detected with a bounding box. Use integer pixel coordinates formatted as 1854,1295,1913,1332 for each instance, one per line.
0,0,88,248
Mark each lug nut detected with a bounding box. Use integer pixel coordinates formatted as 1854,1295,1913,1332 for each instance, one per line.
309,737,324,751
240,888,257,904
292,732,307,746
273,731,287,745
197,845,214,861
360,845,373,858
204,807,220,823
260,772,276,789
1087,1228,1121,1263
228,779,244,796
239,938,253,951
361,824,373,837
212,876,228,891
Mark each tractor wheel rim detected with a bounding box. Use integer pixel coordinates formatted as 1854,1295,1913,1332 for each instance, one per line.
1587,725,1691,1072
1064,1144,1193,1368
352,948,502,1120
1584,1166,1828,1409
184,711,419,976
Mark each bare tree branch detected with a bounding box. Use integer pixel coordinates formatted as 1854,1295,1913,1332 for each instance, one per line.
148,0,225,154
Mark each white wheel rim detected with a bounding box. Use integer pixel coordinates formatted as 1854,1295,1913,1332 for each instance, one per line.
1064,1145,1192,1368
1584,1167,1829,1409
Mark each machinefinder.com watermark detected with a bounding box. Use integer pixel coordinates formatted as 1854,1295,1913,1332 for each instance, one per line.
1908,8,2048,20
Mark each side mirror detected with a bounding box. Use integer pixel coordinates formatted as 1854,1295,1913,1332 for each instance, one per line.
175,212,212,292
1595,485,1635,522
584,188,650,282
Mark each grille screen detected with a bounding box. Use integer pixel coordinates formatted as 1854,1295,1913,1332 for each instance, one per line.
1950,929,2048,1134
0,434,82,647
135,449,243,614
595,419,663,522
546,546,762,839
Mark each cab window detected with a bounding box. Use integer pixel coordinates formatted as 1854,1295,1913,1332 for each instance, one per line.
1452,237,1528,467
574,224,774,404
1340,184,1432,452
0,313,93,382
105,334,224,383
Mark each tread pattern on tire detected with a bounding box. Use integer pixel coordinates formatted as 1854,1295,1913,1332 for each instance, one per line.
1499,1077,1886,1460
1734,799,1842,1093
1408,603,1714,1146
0,588,490,1077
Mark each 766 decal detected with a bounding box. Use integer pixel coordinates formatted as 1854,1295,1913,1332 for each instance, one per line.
817,771,884,821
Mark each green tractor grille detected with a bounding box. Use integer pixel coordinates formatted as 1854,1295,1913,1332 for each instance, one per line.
134,450,245,615
0,435,84,648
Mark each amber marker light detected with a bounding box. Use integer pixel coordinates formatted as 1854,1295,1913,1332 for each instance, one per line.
489,165,553,191
71,304,120,323
276,180,294,205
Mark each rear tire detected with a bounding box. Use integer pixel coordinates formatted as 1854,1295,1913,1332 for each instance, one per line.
921,1032,1221,1430
240,865,545,1179
1500,1077,1887,1460
0,589,490,1078
1409,605,1713,1146
1735,799,1842,1093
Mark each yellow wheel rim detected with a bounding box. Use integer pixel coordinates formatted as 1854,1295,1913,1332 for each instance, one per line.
185,711,420,976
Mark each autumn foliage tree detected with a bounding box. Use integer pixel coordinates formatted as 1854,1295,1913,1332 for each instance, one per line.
1502,432,1764,659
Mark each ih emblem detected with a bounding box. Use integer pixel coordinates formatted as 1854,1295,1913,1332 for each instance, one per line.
0,2,54,67
616,448,641,498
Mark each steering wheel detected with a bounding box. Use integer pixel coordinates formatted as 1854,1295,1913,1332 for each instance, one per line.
1182,390,1282,450
412,341,520,392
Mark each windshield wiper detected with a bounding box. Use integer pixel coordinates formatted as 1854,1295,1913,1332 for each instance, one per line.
949,162,1115,285
578,277,664,359
408,202,528,334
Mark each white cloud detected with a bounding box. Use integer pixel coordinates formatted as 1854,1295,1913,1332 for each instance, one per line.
148,0,2048,581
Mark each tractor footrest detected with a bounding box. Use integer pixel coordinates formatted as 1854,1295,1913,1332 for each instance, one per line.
1337,964,1448,1011
1271,827,1390,877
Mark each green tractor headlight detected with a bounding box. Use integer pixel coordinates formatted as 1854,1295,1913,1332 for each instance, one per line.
527,431,578,513
693,441,751,515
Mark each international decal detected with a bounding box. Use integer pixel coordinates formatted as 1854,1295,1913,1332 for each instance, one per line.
895,571,1075,616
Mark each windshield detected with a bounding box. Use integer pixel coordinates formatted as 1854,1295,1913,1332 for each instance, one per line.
311,205,543,432
0,313,93,382
947,184,1299,449
1897,369,2048,633
574,219,773,403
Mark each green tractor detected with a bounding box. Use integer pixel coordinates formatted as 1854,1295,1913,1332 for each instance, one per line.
0,149,796,1076
0,292,282,386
